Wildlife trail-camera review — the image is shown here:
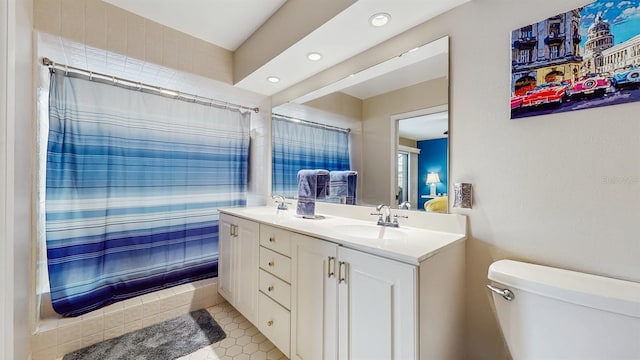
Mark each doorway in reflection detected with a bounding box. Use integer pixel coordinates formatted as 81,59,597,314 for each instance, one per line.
396,108,448,211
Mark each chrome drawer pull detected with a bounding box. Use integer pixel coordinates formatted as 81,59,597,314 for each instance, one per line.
338,261,346,284
487,284,514,301
327,256,335,278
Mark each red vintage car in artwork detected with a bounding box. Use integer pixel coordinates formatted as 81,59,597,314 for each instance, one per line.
520,82,569,108
510,94,524,110
566,73,610,99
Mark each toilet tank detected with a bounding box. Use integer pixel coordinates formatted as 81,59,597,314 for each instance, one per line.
488,260,640,360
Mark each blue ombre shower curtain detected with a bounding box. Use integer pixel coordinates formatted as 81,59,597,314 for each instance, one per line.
46,71,250,316
272,116,350,198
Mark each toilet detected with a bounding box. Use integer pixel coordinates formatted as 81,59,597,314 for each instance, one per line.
487,259,640,360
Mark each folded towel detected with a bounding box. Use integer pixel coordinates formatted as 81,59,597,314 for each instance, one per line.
296,169,330,217
330,171,357,205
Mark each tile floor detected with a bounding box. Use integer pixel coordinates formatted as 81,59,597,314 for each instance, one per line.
177,302,287,360
54,301,287,360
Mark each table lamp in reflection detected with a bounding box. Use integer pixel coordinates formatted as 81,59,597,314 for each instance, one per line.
426,172,440,197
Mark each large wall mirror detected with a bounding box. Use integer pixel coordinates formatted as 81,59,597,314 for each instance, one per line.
272,36,449,212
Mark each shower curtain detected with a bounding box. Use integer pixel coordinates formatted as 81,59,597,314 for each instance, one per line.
272,116,350,198
46,71,250,316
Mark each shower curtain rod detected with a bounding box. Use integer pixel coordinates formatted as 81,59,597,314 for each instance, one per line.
272,113,351,133
41,57,260,114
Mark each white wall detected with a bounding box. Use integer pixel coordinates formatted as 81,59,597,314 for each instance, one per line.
0,0,13,355
438,0,640,357
2,0,34,359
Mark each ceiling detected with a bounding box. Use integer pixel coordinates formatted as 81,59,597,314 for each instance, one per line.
291,35,449,104
398,111,449,141
102,0,287,51
102,0,470,96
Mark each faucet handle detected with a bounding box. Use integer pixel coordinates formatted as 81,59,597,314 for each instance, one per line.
392,213,408,227
370,211,384,226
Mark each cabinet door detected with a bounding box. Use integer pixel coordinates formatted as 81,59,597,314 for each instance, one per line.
217,215,233,302
291,234,338,360
337,247,417,360
234,217,259,325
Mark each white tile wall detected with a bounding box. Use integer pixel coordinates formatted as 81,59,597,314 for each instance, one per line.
33,278,223,360
36,32,266,116
34,0,233,84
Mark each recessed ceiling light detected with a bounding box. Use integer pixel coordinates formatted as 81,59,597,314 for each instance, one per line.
267,76,280,83
369,12,391,27
307,52,322,61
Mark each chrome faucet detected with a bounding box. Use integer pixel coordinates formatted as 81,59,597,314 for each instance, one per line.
272,195,288,210
376,204,391,224
399,201,411,210
371,204,408,228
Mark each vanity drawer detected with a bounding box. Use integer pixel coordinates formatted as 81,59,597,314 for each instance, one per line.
258,292,290,358
259,269,291,310
260,246,291,283
260,225,291,257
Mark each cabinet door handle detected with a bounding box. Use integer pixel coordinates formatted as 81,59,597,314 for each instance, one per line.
327,256,335,278
267,320,274,327
268,261,275,267
338,261,346,284
268,285,274,292
269,236,275,243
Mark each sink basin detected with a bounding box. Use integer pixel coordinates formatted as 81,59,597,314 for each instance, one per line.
333,224,408,240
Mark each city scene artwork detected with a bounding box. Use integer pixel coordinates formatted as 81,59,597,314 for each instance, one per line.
510,0,640,119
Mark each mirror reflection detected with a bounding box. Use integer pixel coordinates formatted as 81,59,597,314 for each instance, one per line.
272,36,449,212
395,107,448,212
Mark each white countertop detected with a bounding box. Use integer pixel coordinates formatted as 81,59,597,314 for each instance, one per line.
219,206,466,266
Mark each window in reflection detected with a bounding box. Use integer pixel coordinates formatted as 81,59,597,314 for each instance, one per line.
397,152,409,205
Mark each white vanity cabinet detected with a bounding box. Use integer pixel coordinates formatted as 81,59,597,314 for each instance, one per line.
218,213,259,324
291,233,417,360
219,206,466,360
